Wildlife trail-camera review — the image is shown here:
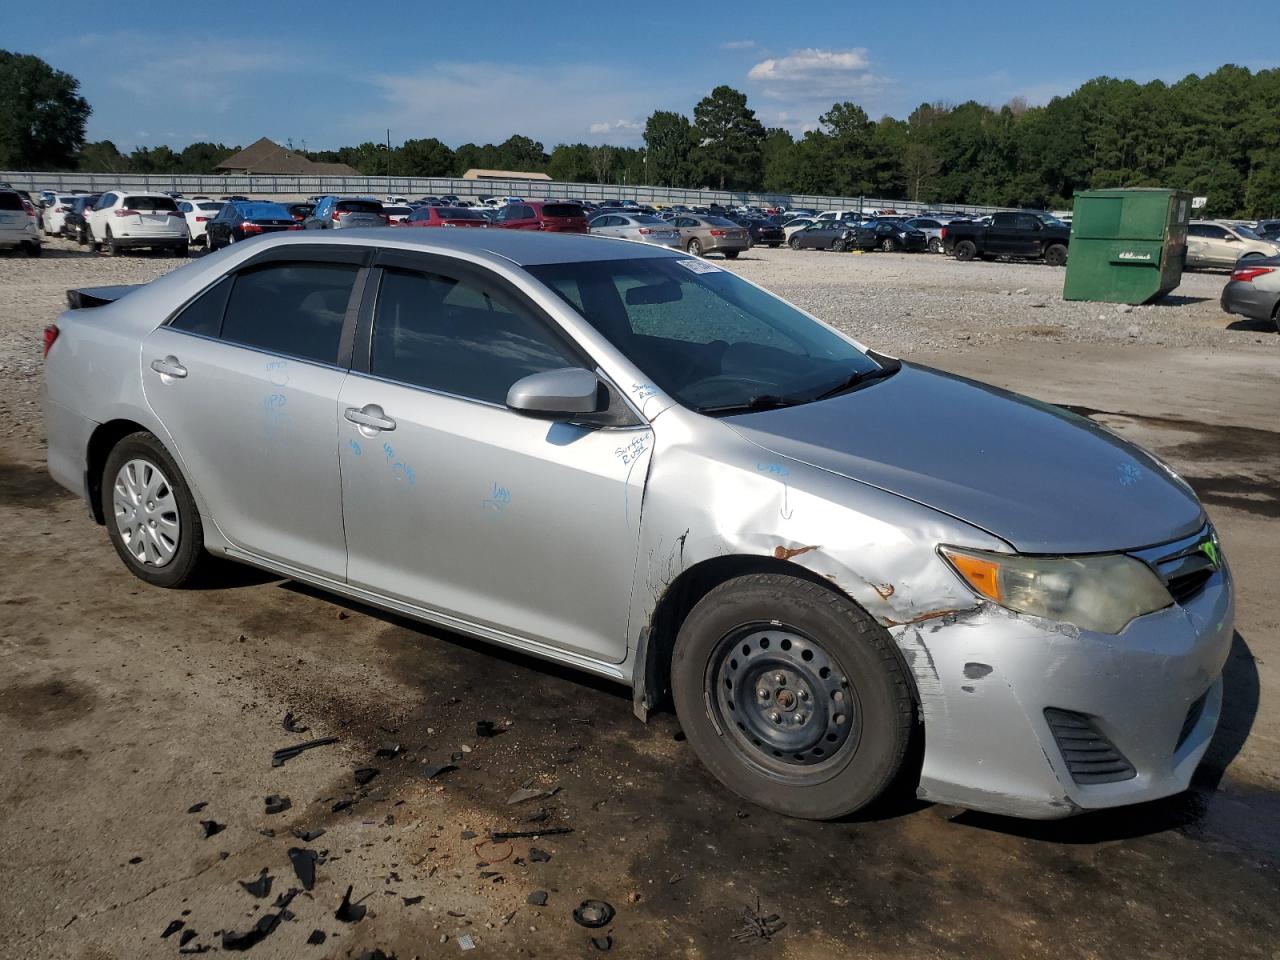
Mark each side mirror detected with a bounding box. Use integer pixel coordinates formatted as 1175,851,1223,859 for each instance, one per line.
1224,235,1240,243
506,368,603,420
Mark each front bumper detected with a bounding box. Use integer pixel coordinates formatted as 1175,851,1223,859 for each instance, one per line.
897,565,1233,819
1221,279,1280,322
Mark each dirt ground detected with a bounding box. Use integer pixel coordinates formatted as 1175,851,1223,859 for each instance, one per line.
1,240,1277,959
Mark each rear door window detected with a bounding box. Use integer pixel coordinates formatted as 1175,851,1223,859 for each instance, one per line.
370,267,578,404
221,261,358,364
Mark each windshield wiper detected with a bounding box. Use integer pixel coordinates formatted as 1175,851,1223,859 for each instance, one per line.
699,394,802,415
812,359,902,401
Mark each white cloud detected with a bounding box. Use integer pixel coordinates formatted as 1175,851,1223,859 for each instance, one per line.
749,48,871,83
746,47,894,132
368,63,663,145
720,39,756,50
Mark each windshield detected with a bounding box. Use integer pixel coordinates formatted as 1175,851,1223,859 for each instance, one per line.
527,258,885,413
1233,224,1262,240
198,202,223,212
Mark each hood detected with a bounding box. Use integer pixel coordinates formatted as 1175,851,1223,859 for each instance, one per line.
726,364,1204,554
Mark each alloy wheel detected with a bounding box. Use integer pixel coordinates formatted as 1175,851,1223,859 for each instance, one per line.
112,458,181,567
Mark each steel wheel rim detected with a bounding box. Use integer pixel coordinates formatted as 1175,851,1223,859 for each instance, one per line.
708,623,861,783
112,459,180,567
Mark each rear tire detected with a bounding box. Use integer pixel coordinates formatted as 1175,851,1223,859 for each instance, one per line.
671,573,914,820
1044,244,1068,267
954,240,977,261
102,432,208,589
928,237,942,254
103,227,119,257
24,242,42,257
723,250,739,259
686,238,702,256
880,238,897,252
789,236,801,250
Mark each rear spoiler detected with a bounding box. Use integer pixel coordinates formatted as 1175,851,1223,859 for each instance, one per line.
66,284,142,309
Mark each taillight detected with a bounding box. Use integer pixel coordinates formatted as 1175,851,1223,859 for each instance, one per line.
241,222,263,234
287,224,302,231
42,324,59,359
195,216,210,223
332,209,342,221
638,227,655,235
940,226,947,239
114,208,135,217
709,229,727,237
1231,266,1275,282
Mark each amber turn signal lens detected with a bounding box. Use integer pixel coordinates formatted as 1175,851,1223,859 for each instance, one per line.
941,549,1002,602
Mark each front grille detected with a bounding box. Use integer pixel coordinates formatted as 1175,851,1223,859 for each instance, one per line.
1176,689,1210,749
1166,567,1213,604
1044,708,1137,784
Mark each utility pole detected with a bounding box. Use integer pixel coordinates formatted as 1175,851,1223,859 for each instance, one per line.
386,129,392,179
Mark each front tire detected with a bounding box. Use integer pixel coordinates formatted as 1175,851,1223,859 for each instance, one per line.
928,237,942,254
880,237,897,252
103,227,119,257
671,573,914,820
102,432,208,588
686,238,702,256
1044,244,1068,267
954,240,977,261
789,236,801,250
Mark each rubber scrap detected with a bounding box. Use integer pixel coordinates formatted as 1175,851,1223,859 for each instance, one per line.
528,847,551,863
526,890,548,906
306,929,326,945
282,711,309,733
375,742,402,758
161,919,185,938
288,847,319,891
186,801,208,814
264,794,291,815
354,767,380,786
238,868,273,898
591,935,613,951
292,827,325,842
271,736,338,767
332,797,355,813
421,763,457,780
572,900,615,929
336,885,367,923
179,929,197,947
403,895,424,906
199,820,225,839
222,913,283,951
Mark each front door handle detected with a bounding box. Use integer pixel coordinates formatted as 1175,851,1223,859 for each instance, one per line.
345,404,396,433
150,356,187,379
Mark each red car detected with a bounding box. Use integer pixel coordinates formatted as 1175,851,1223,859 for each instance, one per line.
493,200,588,233
398,206,490,228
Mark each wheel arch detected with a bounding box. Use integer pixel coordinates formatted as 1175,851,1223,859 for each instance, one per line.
632,553,920,724
86,418,208,525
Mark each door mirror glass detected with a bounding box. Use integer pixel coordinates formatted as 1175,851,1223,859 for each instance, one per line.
506,367,603,419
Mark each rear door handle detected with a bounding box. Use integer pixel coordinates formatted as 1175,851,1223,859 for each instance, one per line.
150,356,187,379
345,404,396,432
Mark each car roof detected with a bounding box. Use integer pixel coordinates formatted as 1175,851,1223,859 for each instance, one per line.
235,227,685,267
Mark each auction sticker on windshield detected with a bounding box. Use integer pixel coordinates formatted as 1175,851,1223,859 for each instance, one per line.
677,259,723,274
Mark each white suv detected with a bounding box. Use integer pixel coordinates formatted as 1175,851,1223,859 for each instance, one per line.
0,190,41,256
87,191,190,256
42,195,79,237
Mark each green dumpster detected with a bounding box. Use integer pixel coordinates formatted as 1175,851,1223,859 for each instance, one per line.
1062,188,1191,304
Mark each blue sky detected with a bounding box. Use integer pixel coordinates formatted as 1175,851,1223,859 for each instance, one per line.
16,0,1280,151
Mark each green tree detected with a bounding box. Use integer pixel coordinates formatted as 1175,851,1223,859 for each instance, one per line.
692,85,765,190
0,50,91,169
643,110,693,186
761,127,798,193
78,140,130,173
589,145,616,184
547,142,594,182
398,137,455,177
179,141,236,173
492,135,546,172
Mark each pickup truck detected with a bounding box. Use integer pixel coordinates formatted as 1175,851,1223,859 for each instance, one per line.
943,212,1071,265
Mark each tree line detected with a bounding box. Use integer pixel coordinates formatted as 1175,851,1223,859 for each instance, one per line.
3,49,1277,217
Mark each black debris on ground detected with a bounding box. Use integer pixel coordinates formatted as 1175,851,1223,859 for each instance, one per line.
179,929,197,947
282,711,309,733
421,763,457,780
402,895,424,906
336,885,367,923
374,742,402,758
271,736,339,767
128,856,143,865
238,869,273,899
732,897,787,943
572,900,615,929
161,919,185,938
264,794,291,815
274,888,301,911
353,767,379,786
528,848,551,863
292,827,325,842
332,797,355,813
591,935,613,951
221,912,283,951
526,891,548,906
475,720,501,738
199,820,225,839
490,827,572,842
288,847,319,891
358,950,397,960
460,830,477,840
186,801,208,814
306,929,326,945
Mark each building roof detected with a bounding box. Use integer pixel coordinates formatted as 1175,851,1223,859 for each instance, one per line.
215,137,359,176
462,168,552,181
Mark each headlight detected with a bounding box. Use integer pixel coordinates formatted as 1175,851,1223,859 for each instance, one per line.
939,546,1172,634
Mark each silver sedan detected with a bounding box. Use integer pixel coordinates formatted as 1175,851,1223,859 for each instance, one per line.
588,212,680,248
44,229,1232,821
